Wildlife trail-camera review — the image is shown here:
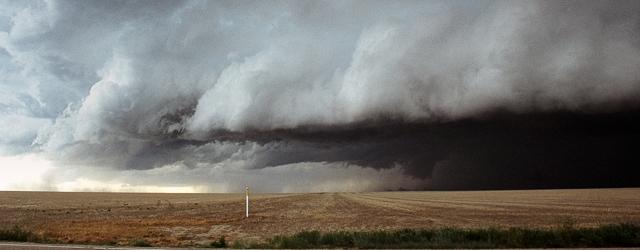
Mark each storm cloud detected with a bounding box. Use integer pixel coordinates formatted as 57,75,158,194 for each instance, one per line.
1,0,639,192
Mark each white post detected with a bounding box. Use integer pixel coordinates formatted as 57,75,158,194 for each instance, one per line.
245,186,249,218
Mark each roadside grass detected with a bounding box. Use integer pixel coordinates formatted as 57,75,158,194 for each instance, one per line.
3,223,640,248
234,223,640,249
130,239,152,247
0,226,51,243
0,226,121,246
209,236,228,248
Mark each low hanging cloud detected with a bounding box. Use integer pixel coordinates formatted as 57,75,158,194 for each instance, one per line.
0,0,639,192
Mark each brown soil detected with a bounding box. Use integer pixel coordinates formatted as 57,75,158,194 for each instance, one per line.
1,188,639,247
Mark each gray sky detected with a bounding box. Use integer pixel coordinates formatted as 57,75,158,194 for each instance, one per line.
1,0,639,192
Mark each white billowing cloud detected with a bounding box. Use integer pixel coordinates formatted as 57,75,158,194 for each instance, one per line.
187,1,640,132
0,0,639,191
188,45,339,132
3,0,637,142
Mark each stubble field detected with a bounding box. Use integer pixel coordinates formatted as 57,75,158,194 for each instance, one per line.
1,188,639,246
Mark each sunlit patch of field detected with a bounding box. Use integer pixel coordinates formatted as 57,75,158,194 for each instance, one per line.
0,188,639,247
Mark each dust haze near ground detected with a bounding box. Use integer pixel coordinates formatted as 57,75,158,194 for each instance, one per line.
1,188,639,246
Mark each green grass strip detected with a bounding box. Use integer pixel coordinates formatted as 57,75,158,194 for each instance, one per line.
234,223,640,249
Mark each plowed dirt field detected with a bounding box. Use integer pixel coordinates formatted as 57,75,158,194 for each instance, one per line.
1,188,639,246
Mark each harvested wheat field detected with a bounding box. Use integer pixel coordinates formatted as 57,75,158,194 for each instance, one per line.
1,188,639,247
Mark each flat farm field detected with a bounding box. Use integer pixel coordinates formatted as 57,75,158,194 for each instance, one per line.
1,188,639,246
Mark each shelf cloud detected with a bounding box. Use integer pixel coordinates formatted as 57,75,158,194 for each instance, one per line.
1,0,639,192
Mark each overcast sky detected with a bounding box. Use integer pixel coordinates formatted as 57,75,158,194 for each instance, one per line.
1,0,639,192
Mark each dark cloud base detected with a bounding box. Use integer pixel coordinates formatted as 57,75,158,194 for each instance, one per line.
178,109,640,190
425,110,640,190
